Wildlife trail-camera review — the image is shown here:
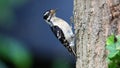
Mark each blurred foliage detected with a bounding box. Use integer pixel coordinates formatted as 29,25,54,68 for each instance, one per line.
0,34,32,68
0,0,28,28
52,59,71,68
0,0,32,68
106,35,120,68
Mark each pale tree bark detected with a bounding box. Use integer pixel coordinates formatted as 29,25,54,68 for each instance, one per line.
74,0,120,68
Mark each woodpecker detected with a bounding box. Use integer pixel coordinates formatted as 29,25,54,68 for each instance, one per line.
43,9,76,57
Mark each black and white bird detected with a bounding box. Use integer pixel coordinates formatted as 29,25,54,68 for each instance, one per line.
43,9,76,57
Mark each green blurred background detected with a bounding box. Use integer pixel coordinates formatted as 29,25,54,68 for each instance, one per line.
0,0,75,68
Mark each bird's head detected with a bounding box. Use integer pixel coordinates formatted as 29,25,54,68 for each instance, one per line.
43,9,57,22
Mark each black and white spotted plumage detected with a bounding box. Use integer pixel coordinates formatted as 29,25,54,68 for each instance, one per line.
43,9,76,57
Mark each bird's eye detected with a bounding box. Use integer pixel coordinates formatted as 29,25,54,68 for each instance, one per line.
43,11,50,20
43,14,49,20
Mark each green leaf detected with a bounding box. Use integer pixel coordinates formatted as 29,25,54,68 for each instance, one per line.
106,57,112,63
116,42,120,50
106,44,116,52
106,35,120,68
106,35,115,46
117,51,120,56
116,35,120,42
108,51,119,59
108,62,117,68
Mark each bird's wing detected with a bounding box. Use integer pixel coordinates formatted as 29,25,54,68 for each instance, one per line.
50,26,66,44
50,26,76,57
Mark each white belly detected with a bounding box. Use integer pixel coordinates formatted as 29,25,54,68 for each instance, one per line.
51,17,74,42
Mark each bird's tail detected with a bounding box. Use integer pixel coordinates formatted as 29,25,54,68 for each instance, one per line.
63,42,77,58
68,45,77,58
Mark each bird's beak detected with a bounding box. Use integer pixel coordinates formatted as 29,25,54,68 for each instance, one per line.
50,9,57,15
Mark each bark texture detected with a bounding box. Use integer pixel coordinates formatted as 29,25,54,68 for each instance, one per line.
74,0,120,68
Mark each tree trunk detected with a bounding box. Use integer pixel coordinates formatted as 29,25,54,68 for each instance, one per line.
74,0,120,68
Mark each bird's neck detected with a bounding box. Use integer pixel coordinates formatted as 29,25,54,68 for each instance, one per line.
46,16,57,27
